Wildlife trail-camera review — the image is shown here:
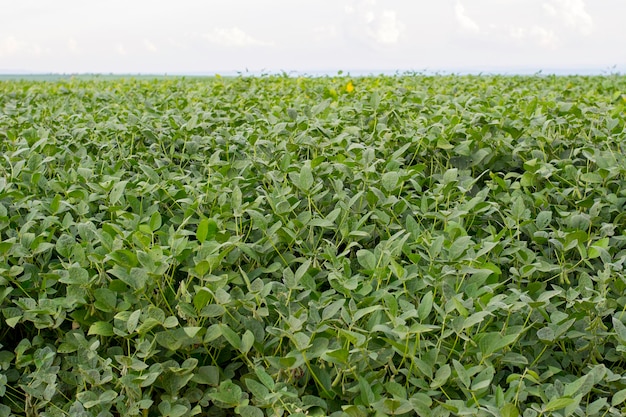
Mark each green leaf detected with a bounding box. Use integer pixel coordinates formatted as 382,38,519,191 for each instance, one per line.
470,366,494,391
544,397,575,412
322,299,345,321
109,180,128,205
94,288,117,312
209,381,243,407
535,210,552,229
60,265,89,285
613,317,626,343
255,368,275,391
358,376,376,406
381,171,399,192
418,291,433,321
480,333,517,356
449,236,473,260
192,366,219,386
430,364,451,388
197,218,217,243
370,91,380,110
127,309,141,334
238,405,264,417
232,186,243,216
357,249,377,270
453,360,470,389
298,163,314,191
55,234,76,257
88,321,114,336
580,172,603,184
587,397,607,414
612,388,626,406
149,211,162,231
241,330,255,354
245,378,270,400
204,324,222,342
219,324,241,350
500,403,519,417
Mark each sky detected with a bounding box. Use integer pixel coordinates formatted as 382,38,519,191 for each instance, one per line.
1,0,625,75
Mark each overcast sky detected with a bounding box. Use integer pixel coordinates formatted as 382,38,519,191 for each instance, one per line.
1,0,625,74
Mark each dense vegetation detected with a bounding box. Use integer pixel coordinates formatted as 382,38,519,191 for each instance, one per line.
1,74,626,417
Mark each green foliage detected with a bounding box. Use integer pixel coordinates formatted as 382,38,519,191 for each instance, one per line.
1,74,626,416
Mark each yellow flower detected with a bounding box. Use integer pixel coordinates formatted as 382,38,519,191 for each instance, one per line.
346,81,354,93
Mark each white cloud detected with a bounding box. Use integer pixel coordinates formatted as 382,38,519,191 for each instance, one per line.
531,26,560,49
375,10,402,44
508,25,560,49
543,0,593,35
167,37,190,50
68,38,78,53
202,27,274,48
344,0,405,45
0,36,45,57
313,25,338,42
0,36,21,56
455,2,480,34
144,39,157,52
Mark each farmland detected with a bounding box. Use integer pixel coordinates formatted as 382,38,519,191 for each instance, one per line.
1,74,626,416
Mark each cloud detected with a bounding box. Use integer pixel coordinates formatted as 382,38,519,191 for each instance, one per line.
530,26,560,49
509,25,560,49
344,0,405,46
0,36,21,56
375,10,402,44
167,38,190,50
202,27,274,48
68,38,79,53
455,1,480,34
313,25,339,42
543,0,593,35
144,39,157,52
0,36,45,57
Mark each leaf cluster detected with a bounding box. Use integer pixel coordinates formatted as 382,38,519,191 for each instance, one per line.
1,75,626,416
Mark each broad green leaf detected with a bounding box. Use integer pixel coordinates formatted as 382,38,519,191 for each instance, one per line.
587,397,607,414
241,330,255,354
127,309,141,334
55,234,76,258
357,249,377,270
322,299,345,321
219,324,241,350
500,403,519,417
255,368,275,390
149,211,162,231
232,185,243,216
238,405,263,417
60,265,89,285
246,378,270,400
418,291,433,321
430,364,451,388
612,388,626,406
453,360,470,389
612,317,626,342
109,180,128,205
88,321,114,336
381,171,399,192
209,381,243,406
298,163,314,191
449,236,473,260
535,211,552,229
358,376,376,406
544,397,575,412
197,218,217,243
